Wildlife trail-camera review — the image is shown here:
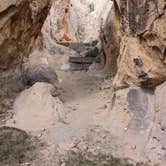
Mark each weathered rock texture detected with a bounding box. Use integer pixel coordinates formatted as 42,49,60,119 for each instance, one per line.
99,0,120,74
106,81,166,165
100,2,166,164
22,50,58,86
7,82,66,131
102,0,166,88
41,0,113,55
0,0,51,69
145,82,166,164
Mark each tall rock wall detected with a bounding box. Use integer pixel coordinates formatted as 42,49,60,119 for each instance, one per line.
0,0,51,69
99,0,121,74
102,0,166,89
103,1,166,164
41,0,113,55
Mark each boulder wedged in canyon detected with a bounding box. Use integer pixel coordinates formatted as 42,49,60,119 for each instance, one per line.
22,50,58,86
0,0,51,69
101,0,166,88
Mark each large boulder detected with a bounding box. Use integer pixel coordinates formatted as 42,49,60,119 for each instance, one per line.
100,1,166,164
7,82,66,131
22,50,58,86
0,0,51,69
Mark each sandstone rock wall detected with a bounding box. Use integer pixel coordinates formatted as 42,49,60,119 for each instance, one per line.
0,0,51,69
104,2,166,164
107,81,166,165
99,0,121,74
41,0,113,55
102,0,166,89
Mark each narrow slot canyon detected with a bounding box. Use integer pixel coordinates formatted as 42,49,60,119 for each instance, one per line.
0,0,166,166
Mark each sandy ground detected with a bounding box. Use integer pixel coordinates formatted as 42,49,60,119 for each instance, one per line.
1,69,116,165
53,70,112,140
1,70,157,166
28,70,118,166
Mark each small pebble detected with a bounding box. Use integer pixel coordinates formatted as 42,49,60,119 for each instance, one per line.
61,162,66,166
124,127,127,131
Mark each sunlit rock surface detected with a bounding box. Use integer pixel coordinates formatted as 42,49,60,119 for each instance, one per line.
0,0,51,69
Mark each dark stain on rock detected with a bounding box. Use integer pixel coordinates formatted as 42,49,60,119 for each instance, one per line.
137,0,149,32
120,0,127,33
127,88,149,131
120,0,153,35
111,93,116,110
133,57,148,81
128,0,138,34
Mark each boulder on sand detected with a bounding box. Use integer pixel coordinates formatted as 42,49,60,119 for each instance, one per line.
7,82,66,131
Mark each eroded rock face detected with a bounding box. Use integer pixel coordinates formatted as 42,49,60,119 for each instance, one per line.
102,0,166,89
41,0,113,55
0,0,51,69
99,1,166,164
145,82,166,164
99,1,120,74
108,82,166,165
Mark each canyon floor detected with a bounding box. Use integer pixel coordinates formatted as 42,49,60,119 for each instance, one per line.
0,0,165,165
0,66,165,166
0,69,140,166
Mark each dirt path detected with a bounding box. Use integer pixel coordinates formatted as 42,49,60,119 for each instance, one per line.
2,70,153,166
46,70,113,143
2,69,116,165
23,70,115,165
